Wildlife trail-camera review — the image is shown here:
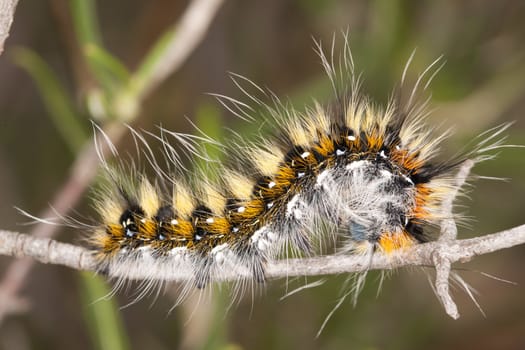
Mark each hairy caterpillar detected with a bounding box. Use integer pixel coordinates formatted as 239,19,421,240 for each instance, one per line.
88,38,506,305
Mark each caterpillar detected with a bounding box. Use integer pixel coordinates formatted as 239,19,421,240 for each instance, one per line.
88,38,506,304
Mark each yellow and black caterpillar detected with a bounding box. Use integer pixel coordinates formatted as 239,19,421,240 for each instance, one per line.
89,40,505,298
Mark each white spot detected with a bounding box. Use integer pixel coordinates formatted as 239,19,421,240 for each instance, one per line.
316,169,330,187
169,247,187,256
287,195,300,210
168,247,188,264
249,227,274,252
379,150,387,158
268,181,276,188
286,195,304,219
211,243,228,254
171,219,179,225
297,172,305,178
206,217,214,224
346,160,367,171
237,206,246,213
267,202,274,209
395,145,401,150
379,169,393,179
402,174,414,185
250,227,276,252
214,252,225,265
232,227,239,233
348,135,356,141
257,239,268,251
195,234,203,241
301,151,310,159
140,218,146,223
250,227,266,243
171,252,183,263
336,149,345,156
138,248,155,264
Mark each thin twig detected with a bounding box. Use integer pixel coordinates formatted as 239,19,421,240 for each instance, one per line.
136,0,225,100
0,0,19,55
0,223,523,283
433,159,475,318
439,159,474,242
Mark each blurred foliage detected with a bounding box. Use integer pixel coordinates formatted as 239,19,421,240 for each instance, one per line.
0,1,524,350
12,47,87,153
79,272,130,350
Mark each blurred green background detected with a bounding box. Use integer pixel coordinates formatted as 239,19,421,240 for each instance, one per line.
0,1,524,349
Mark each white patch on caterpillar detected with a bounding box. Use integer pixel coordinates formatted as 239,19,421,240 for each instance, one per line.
315,169,332,188
211,243,229,265
286,194,305,220
250,226,278,253
379,169,393,179
106,247,193,282
345,159,366,171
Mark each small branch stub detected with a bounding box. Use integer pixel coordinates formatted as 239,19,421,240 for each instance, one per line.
433,250,459,319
